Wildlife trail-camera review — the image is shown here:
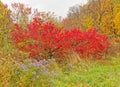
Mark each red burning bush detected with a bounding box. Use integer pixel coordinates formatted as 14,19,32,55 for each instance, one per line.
12,18,110,59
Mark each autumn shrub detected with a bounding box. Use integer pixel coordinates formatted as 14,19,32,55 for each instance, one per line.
12,18,110,60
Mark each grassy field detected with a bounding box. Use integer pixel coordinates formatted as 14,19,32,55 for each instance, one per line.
51,55,120,87
0,54,120,87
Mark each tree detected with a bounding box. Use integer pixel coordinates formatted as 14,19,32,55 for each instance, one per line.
11,3,32,28
11,3,63,30
0,1,14,49
114,12,120,36
64,0,119,36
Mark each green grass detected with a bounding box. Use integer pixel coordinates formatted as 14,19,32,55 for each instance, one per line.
1,55,120,87
51,56,120,87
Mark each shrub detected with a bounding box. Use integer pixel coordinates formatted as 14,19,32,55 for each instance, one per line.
12,18,110,59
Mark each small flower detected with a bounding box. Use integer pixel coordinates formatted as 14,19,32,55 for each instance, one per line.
36,61,42,67
21,64,29,71
68,63,73,71
32,71,36,75
33,75,39,81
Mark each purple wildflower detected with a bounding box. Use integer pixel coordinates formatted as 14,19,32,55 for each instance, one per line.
21,64,29,71
36,61,42,67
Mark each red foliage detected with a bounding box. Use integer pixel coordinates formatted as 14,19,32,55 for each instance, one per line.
12,18,110,59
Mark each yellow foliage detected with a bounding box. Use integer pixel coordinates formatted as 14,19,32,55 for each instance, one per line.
85,17,94,31
0,58,15,86
114,12,120,35
65,0,120,37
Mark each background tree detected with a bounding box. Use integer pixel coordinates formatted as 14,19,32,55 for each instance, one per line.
40,11,64,29
11,3,63,29
114,12,120,36
0,1,14,53
11,3,32,28
63,0,120,37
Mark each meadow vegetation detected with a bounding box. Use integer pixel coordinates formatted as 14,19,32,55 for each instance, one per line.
0,0,120,87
